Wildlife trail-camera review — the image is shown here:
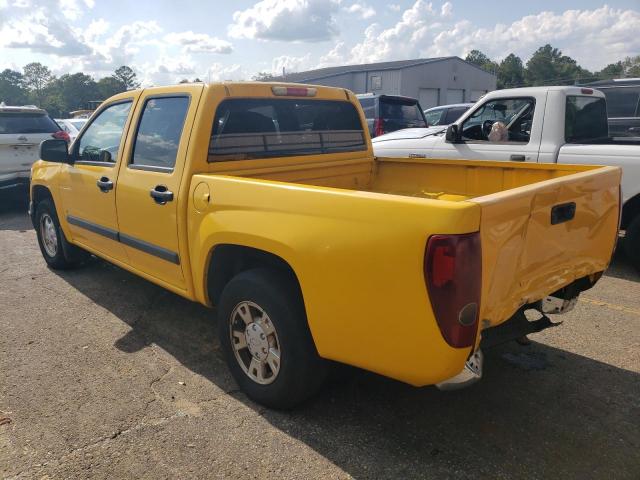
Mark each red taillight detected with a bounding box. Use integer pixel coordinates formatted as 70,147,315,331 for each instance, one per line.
424,233,482,348
374,117,384,136
52,130,70,142
581,88,593,94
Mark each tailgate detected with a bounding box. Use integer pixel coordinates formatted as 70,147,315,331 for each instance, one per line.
471,165,621,327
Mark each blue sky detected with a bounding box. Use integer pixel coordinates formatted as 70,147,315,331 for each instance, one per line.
0,0,638,85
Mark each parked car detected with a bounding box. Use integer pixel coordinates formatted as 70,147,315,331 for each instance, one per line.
30,83,620,409
0,104,69,191
583,78,640,142
357,93,427,137
372,86,640,269
424,103,473,126
56,118,87,142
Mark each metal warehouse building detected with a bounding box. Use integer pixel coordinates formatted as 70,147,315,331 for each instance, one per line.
277,56,497,109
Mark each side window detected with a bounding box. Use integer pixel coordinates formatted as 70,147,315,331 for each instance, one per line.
461,98,534,143
602,87,640,118
77,102,132,163
130,96,190,170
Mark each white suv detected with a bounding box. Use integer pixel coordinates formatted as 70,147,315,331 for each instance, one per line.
0,104,68,191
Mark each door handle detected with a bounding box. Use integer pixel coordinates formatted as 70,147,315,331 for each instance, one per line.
150,185,174,205
96,176,113,192
510,154,526,161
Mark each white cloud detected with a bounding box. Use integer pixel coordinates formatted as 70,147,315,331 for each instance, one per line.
228,0,341,42
344,1,640,71
387,4,401,12
346,3,376,19
164,31,233,54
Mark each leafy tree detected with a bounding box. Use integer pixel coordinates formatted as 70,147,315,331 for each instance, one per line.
53,73,99,114
0,69,28,105
622,55,640,77
525,44,592,86
23,62,53,106
498,53,525,88
252,71,278,81
597,61,625,79
97,76,126,99
465,50,498,74
112,65,140,90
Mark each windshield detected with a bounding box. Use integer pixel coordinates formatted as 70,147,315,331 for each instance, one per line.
565,96,609,143
0,113,59,134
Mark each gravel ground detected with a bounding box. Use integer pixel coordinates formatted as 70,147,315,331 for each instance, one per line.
1,188,639,479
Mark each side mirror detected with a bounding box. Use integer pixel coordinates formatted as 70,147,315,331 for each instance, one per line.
40,139,71,164
445,124,460,143
99,150,112,163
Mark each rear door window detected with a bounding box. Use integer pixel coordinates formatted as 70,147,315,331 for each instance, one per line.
0,113,59,134
380,98,427,131
601,87,640,118
209,98,366,161
565,96,609,143
130,96,190,171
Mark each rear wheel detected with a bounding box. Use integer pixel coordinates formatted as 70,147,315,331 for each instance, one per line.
217,268,327,409
35,199,87,269
624,215,640,271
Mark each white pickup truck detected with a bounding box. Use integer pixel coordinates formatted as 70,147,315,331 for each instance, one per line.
373,86,640,269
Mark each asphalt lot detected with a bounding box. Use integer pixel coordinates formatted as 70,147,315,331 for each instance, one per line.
1,187,639,479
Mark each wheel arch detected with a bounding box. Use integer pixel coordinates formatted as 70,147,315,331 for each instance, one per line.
30,184,55,228
205,243,303,308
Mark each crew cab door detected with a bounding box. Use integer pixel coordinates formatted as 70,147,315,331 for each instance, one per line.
115,87,202,290
431,95,544,162
59,95,140,263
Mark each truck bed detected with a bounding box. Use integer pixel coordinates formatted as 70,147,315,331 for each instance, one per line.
206,154,620,332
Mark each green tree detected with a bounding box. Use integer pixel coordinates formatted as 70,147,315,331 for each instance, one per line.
597,61,625,79
252,71,278,81
0,69,28,105
96,76,125,99
112,65,140,90
622,55,640,77
498,53,525,88
23,62,53,106
525,44,592,86
465,50,498,74
53,73,99,114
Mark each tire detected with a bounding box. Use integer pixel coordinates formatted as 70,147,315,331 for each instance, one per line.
35,199,87,269
217,268,328,409
624,215,640,271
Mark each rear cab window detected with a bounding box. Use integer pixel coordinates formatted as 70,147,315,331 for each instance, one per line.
0,113,59,134
565,96,609,143
208,98,367,161
379,97,427,130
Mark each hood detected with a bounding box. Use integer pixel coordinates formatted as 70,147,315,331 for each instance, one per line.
372,126,446,143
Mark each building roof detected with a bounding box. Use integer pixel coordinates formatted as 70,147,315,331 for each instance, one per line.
274,56,483,83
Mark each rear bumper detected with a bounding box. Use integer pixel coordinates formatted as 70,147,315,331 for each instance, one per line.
436,350,483,391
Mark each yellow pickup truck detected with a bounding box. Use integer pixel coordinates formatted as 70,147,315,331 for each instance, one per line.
30,82,621,409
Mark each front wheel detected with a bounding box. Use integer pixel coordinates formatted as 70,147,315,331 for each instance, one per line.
217,268,327,409
624,215,640,271
35,199,87,269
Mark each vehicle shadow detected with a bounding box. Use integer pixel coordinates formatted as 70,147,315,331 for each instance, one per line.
605,242,640,282
0,188,32,231
55,259,640,479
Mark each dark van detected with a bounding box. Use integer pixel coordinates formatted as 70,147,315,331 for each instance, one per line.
357,94,428,138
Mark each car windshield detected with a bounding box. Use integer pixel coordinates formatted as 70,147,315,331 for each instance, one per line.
69,119,87,130
0,113,59,134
